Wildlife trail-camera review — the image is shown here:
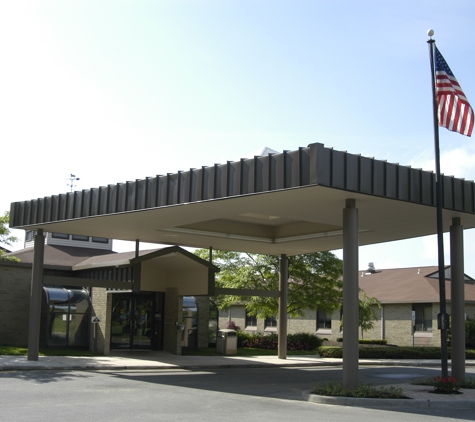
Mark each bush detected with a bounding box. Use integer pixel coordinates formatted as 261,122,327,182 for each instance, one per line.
311,382,405,399
359,339,387,345
237,332,322,350
225,320,240,331
317,346,475,359
317,346,342,358
287,333,323,350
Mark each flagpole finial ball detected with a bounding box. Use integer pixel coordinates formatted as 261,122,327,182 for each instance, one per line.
427,29,434,37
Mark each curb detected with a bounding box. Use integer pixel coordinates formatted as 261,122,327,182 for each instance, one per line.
303,392,475,409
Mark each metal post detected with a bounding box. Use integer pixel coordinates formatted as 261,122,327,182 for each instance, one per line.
27,229,45,361
343,199,359,388
428,36,449,378
278,254,288,359
450,217,465,380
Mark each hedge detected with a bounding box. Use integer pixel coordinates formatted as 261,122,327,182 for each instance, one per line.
317,346,475,359
238,332,323,350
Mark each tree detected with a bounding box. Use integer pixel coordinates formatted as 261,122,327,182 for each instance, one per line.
194,249,343,319
0,211,20,262
340,292,381,338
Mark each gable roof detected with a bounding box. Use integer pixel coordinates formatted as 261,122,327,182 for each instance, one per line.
72,245,219,272
2,245,116,270
358,266,475,304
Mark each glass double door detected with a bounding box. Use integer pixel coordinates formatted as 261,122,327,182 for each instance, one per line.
110,294,161,350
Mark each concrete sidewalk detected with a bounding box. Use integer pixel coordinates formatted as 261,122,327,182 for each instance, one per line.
1,351,474,372
1,352,475,409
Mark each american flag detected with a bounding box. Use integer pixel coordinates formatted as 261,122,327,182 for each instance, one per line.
435,46,473,137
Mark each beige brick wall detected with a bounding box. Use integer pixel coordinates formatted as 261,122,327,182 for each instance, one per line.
218,305,246,331
288,310,316,335
219,307,318,335
382,304,413,346
90,287,110,355
0,264,31,347
359,305,383,341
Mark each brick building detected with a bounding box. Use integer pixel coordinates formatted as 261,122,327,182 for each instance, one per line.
218,265,475,347
0,232,218,355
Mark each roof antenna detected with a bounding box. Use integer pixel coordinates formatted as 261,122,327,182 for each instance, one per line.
67,174,80,192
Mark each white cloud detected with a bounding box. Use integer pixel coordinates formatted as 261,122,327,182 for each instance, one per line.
410,145,475,181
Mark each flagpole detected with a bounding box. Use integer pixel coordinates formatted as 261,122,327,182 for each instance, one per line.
427,30,449,378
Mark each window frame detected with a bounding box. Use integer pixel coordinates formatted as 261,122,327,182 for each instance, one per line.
245,311,257,329
72,234,90,242
316,309,332,330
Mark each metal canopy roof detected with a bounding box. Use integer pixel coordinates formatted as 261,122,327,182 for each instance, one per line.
10,143,475,256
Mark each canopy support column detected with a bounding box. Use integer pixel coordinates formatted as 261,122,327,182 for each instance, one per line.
343,199,359,388
450,217,465,380
278,254,288,359
27,229,45,361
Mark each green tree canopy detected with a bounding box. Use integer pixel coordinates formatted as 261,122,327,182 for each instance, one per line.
0,211,20,262
194,249,343,319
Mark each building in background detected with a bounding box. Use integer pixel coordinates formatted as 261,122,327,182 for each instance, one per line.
219,265,475,347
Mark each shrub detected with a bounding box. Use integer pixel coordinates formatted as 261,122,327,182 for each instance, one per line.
317,346,475,359
460,377,475,388
317,346,342,358
432,376,460,393
237,332,322,350
311,382,405,399
413,376,475,389
359,339,387,345
287,333,323,350
225,320,240,331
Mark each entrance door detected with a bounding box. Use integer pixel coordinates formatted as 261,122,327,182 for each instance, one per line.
110,294,158,350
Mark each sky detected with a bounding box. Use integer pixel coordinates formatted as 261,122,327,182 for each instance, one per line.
1,0,475,274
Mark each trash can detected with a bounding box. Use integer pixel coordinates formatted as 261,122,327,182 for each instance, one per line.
216,329,238,355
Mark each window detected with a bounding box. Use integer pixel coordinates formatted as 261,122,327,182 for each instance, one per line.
25,230,35,241
72,235,89,241
265,315,277,328
245,312,257,328
92,237,108,244
317,310,332,329
52,233,69,239
413,304,432,332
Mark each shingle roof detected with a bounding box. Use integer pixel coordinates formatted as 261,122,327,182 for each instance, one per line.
71,248,161,269
3,245,116,269
358,266,475,304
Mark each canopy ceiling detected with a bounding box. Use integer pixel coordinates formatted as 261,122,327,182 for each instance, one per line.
10,143,475,256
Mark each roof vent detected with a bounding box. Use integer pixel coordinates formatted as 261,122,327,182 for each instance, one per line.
366,262,376,274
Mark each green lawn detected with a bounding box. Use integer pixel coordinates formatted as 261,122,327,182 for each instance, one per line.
0,346,99,357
